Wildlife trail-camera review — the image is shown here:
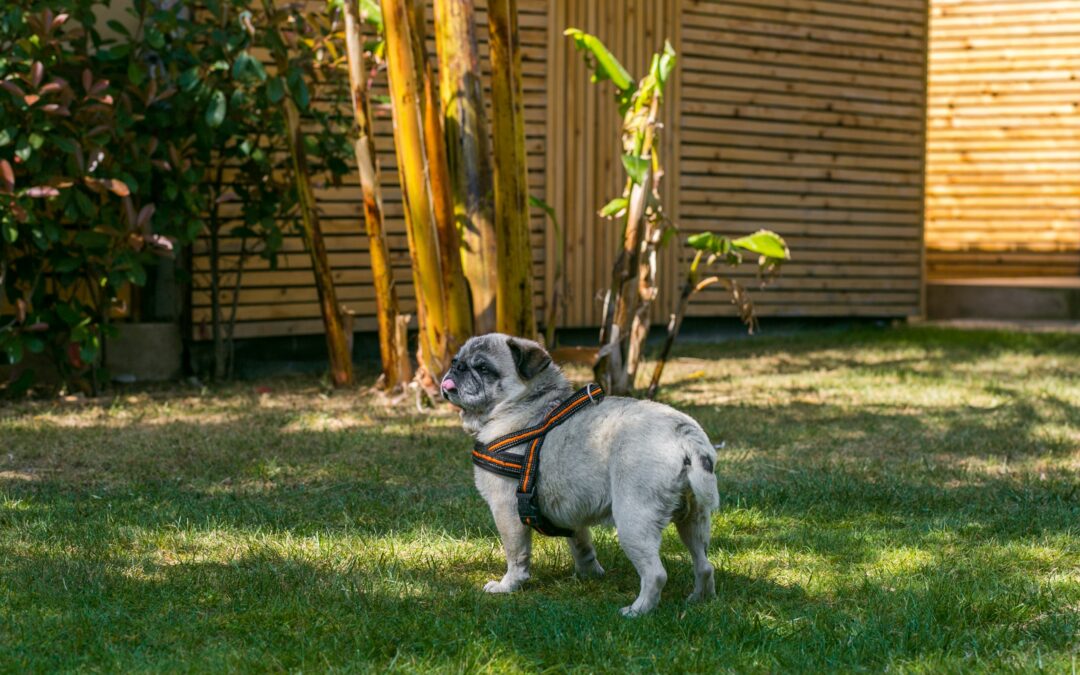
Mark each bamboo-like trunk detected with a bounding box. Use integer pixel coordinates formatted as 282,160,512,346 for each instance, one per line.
380,0,450,381
409,0,473,353
434,0,497,335
594,96,661,394
487,0,536,338
262,0,353,387
343,0,412,390
283,96,355,387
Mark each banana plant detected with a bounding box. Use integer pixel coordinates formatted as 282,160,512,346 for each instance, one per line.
566,29,676,395
646,230,790,399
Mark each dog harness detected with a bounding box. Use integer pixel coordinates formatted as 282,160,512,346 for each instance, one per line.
472,383,605,537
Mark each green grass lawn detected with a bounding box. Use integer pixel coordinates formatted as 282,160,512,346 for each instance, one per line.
1,326,1078,672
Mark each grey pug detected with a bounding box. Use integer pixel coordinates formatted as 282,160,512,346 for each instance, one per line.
441,333,719,616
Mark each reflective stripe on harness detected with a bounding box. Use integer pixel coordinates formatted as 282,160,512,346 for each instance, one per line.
472,383,605,537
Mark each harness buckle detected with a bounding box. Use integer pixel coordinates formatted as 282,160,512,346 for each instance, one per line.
517,489,541,522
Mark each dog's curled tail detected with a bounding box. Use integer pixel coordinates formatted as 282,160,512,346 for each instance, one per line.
678,421,720,512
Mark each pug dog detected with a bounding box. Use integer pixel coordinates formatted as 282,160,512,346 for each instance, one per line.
441,333,719,617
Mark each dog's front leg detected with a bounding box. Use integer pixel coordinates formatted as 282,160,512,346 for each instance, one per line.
484,500,532,593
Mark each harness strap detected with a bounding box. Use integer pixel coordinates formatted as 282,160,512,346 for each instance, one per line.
472,383,605,537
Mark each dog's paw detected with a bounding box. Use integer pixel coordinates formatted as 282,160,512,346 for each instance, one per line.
686,587,716,603
619,605,643,618
483,580,514,593
575,561,606,580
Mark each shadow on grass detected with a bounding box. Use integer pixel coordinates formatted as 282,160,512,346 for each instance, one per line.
0,326,1077,669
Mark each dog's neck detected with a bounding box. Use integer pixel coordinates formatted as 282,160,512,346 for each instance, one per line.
461,366,574,443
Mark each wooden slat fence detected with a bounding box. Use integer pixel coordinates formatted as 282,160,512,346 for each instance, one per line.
925,0,1080,278
190,0,930,340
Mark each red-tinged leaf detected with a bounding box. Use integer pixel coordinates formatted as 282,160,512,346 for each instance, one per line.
25,322,49,332
128,232,145,251
30,62,43,88
74,145,85,172
52,13,69,29
25,186,60,198
83,176,104,193
82,68,92,92
136,203,155,229
39,82,61,95
146,137,158,156
151,159,171,171
89,80,109,96
0,81,24,97
53,180,74,188
15,299,27,323
67,342,85,369
11,203,28,222
0,159,14,191
24,94,40,106
40,103,70,116
96,94,113,106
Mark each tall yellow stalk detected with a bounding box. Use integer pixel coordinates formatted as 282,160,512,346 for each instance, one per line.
263,0,353,387
379,0,449,383
487,0,536,338
407,0,473,353
434,0,497,335
342,0,411,390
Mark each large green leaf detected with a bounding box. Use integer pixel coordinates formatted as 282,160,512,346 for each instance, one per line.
205,89,227,127
564,28,635,92
359,0,383,32
599,196,628,218
621,154,649,185
732,230,790,260
267,77,285,103
232,51,267,83
687,232,731,255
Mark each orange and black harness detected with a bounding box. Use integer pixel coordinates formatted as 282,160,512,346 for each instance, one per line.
472,383,605,537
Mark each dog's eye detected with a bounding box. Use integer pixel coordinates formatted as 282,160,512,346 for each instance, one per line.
475,363,487,373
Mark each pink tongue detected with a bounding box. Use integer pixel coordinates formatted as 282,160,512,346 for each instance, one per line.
442,378,456,391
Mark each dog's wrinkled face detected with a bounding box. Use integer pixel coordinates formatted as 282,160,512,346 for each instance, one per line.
441,334,551,414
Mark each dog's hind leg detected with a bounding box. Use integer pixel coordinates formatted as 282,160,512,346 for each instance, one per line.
568,527,605,579
675,507,715,602
612,501,668,617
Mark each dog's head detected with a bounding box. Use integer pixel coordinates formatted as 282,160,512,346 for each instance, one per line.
440,333,553,414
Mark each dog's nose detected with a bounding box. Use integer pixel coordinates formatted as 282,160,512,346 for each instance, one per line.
441,378,457,395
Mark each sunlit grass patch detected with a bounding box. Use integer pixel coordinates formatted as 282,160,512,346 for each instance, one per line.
0,326,1077,671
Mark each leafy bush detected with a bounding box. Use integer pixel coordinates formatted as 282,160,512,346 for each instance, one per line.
0,0,203,391
0,0,355,391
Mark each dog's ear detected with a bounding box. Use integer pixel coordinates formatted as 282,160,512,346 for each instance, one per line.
506,337,552,380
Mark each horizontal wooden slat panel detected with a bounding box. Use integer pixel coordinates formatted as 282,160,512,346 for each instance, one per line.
679,0,925,319
925,0,1080,279
192,0,929,341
